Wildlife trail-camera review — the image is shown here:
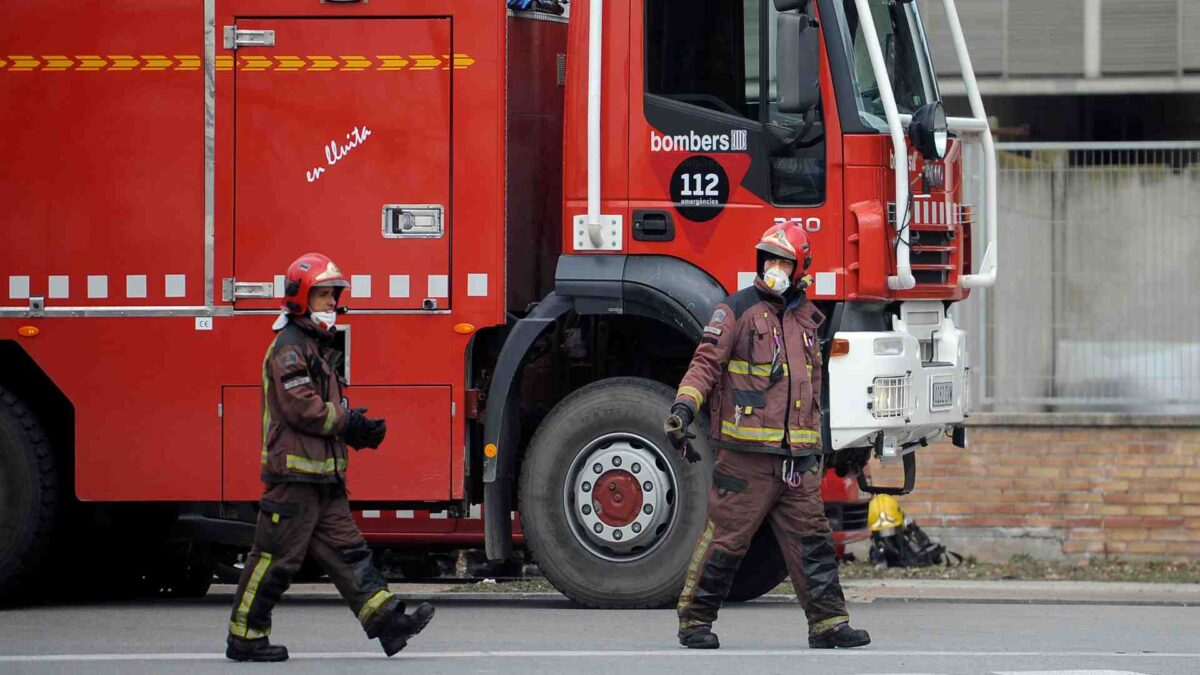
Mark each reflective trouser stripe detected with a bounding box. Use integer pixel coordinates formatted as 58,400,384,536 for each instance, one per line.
676,519,715,629
677,386,704,408
229,552,274,639
320,401,338,435
720,420,785,443
357,589,394,625
810,615,851,636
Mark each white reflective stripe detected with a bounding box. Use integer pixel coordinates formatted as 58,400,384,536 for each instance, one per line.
274,275,286,298
814,272,836,296
737,272,757,290
360,510,381,519
351,275,372,298
165,274,186,298
282,375,311,391
126,275,147,299
428,275,449,298
8,276,30,300
390,275,410,298
49,276,70,299
429,511,448,519
468,503,482,519
467,273,488,297
395,510,415,518
87,275,108,299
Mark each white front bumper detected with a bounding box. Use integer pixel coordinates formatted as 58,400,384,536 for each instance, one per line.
828,302,970,453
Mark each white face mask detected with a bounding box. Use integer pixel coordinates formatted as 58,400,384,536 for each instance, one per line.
312,310,337,330
763,267,791,294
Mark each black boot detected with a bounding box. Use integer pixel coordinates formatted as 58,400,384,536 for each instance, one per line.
226,635,289,662
678,626,720,650
378,602,436,657
809,622,871,649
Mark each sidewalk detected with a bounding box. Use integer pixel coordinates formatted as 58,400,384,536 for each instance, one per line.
208,579,1200,606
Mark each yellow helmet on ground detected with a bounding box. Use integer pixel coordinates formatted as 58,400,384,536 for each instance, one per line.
868,494,905,535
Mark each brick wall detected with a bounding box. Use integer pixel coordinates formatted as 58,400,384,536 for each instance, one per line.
867,414,1200,561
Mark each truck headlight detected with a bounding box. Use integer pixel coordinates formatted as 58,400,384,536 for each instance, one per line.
874,337,904,356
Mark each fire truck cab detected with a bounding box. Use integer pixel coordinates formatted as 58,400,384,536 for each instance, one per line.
0,0,994,607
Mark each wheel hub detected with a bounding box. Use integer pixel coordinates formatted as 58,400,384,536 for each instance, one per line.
567,434,676,560
592,470,643,527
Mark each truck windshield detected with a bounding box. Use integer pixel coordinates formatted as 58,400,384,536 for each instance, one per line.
835,0,938,132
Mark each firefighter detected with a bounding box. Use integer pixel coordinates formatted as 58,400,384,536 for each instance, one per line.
665,224,870,650
225,253,435,662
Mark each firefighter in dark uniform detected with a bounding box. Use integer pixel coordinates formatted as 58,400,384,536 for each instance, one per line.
665,224,870,650
225,253,435,662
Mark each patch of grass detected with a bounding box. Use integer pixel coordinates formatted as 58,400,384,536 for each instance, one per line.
449,578,558,594
833,556,1200,584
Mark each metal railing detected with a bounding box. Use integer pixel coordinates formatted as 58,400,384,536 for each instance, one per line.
963,141,1200,413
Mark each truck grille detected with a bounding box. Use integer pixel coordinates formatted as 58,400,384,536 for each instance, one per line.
888,201,972,289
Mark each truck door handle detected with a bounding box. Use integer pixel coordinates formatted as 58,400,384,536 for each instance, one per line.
633,210,674,242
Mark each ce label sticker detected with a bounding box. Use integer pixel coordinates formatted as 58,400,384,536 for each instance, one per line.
670,156,729,223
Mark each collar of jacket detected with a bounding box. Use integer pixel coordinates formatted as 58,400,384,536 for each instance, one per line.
752,277,823,328
290,315,337,344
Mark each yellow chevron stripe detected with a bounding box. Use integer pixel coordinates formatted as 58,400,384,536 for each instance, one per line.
8,55,41,71
42,55,74,71
307,55,339,71
378,55,410,70
340,55,372,71
142,55,173,70
274,55,306,72
239,55,272,72
0,54,476,73
409,54,441,70
107,55,140,71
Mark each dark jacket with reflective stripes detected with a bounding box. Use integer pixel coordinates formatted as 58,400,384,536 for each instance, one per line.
261,317,350,484
675,277,825,458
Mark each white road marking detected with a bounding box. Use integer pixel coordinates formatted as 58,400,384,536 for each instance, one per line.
0,650,1188,664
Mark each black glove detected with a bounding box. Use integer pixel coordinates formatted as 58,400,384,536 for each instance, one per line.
664,403,701,463
344,408,388,450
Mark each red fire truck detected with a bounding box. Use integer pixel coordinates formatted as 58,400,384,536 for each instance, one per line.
0,0,995,606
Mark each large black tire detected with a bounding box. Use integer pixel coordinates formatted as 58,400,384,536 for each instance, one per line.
519,377,712,608
725,523,789,602
0,387,57,604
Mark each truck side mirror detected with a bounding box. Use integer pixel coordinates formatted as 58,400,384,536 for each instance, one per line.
777,12,820,114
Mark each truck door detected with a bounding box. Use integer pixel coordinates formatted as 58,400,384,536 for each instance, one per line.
231,18,451,310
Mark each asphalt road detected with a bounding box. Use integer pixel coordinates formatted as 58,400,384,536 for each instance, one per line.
1,592,1198,674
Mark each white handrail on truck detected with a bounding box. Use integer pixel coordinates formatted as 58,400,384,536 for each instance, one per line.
854,0,998,290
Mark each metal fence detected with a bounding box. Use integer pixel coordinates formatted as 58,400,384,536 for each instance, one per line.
962,142,1200,413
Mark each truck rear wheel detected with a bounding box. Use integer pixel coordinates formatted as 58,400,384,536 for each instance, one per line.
519,377,711,608
0,387,57,604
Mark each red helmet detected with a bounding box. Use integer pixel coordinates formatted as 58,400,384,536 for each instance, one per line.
755,223,812,281
281,253,350,315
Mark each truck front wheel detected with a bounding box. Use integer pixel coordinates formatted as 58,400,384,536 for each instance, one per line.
0,387,57,604
519,377,711,608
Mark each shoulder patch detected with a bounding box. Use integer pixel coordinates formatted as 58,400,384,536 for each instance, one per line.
276,350,302,369
710,308,728,325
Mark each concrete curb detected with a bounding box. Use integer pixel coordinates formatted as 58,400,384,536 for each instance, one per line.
208,580,1200,607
